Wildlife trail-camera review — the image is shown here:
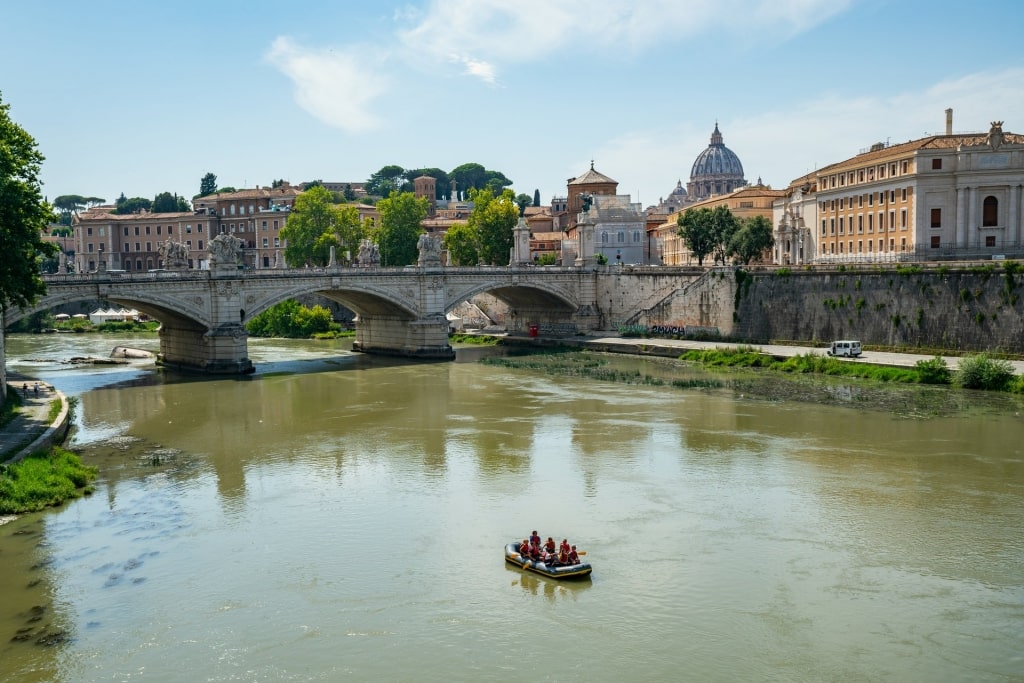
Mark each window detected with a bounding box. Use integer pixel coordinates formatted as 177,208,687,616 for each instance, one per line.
231,205,236,215
633,230,641,242
617,231,624,243
868,213,874,233
134,226,140,236
186,224,192,233
879,166,886,179
858,195,863,208
859,170,865,182
198,240,204,250
125,261,131,270
983,196,998,226
889,211,895,230
890,164,897,176
135,242,141,252
868,193,874,207
879,239,884,252
262,221,267,231
840,198,845,210
986,235,996,247
900,237,906,251
931,236,941,248
274,238,280,248
889,238,895,251
123,227,129,236
88,244,94,252
857,240,863,253
198,224,203,233
902,161,908,173
932,159,942,170
262,238,269,248
146,242,151,252
840,242,844,253
830,200,836,211
901,188,907,202
931,208,941,228
186,240,192,250
168,225,174,235
273,220,279,230
830,218,835,235
868,240,873,252
889,190,896,203
249,204,254,215
839,217,844,234
900,209,907,229
99,227,105,237
821,219,826,235
858,215,863,233
123,243,130,252
601,232,608,244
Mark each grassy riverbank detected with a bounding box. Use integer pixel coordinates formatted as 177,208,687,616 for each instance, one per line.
0,447,98,514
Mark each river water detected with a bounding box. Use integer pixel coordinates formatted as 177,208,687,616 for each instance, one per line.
1,333,1022,682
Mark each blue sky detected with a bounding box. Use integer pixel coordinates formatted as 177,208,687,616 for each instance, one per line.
4,0,1023,209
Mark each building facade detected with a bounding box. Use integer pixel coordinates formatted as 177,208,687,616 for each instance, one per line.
806,120,1024,263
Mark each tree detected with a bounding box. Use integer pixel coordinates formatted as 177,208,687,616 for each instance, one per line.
271,178,286,189
374,191,428,266
115,195,152,214
0,92,59,312
677,208,716,267
442,222,479,266
304,179,323,190
533,189,540,207
343,184,356,201
281,186,346,267
728,215,775,265
365,165,407,198
708,205,741,265
469,187,518,265
54,194,86,225
152,192,190,213
199,172,217,197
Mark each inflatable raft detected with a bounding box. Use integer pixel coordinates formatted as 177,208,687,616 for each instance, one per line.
505,542,592,579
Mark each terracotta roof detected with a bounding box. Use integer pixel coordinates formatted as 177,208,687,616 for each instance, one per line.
74,209,197,223
568,163,618,186
200,185,301,201
814,130,1024,176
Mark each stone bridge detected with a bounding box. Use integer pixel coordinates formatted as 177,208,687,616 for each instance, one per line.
6,265,707,373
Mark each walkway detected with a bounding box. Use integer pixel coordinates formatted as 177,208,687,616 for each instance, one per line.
572,333,1024,374
1,377,68,464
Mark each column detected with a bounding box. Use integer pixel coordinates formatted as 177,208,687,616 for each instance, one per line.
955,187,966,249
967,187,977,248
1009,184,1019,248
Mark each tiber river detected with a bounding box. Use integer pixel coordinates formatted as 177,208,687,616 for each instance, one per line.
1,333,1022,683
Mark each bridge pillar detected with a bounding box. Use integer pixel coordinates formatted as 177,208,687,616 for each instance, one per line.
158,322,254,374
352,314,454,359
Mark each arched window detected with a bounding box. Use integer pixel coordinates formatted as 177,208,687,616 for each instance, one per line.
983,196,998,226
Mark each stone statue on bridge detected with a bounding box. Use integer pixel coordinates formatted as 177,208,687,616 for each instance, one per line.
209,233,244,270
417,232,442,267
358,239,380,267
158,238,191,269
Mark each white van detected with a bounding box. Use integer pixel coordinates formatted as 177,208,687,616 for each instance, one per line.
828,340,862,358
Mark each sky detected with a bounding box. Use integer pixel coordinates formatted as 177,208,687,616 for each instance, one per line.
3,0,1024,209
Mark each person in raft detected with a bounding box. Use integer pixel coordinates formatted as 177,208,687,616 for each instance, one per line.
530,530,541,548
543,537,556,554
558,539,571,563
567,545,580,565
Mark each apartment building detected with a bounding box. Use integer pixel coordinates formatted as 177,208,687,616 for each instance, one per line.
809,118,1024,263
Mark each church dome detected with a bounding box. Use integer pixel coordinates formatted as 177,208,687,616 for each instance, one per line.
687,124,747,200
690,124,744,178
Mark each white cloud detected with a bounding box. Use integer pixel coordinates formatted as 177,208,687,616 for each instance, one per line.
397,0,852,82
590,68,1024,206
266,37,388,133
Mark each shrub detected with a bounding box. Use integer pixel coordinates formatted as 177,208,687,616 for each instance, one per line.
915,356,951,384
954,354,1015,390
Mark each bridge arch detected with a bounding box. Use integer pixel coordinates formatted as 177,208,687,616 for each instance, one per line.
243,281,421,323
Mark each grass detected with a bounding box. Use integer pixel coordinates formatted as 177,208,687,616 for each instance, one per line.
0,446,98,514
450,333,500,345
483,349,723,389
1,388,23,428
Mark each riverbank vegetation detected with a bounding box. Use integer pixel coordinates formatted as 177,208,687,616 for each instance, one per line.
8,312,160,334
246,299,344,338
450,333,500,345
678,347,1022,392
0,447,98,514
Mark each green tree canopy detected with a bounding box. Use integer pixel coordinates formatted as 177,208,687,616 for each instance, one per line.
365,165,408,198
280,186,361,267
246,299,334,338
533,189,541,207
677,205,740,266
199,172,217,197
0,92,58,311
468,187,518,265
152,192,190,213
115,194,152,215
442,222,479,266
406,167,451,200
728,215,775,265
374,191,428,266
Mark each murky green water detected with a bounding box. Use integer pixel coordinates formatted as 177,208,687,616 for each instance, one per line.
1,333,1022,682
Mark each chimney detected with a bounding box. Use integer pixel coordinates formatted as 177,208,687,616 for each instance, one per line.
945,108,953,135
